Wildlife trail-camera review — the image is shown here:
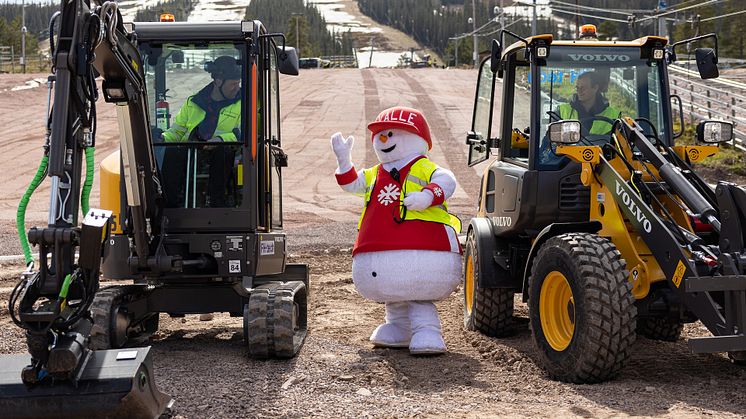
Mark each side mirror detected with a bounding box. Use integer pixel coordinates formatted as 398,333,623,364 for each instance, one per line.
171,50,184,64
695,47,719,79
490,39,501,74
278,46,299,76
696,120,733,144
548,120,581,144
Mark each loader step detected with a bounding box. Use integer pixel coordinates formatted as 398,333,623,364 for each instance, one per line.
688,335,746,353
0,347,172,419
685,275,746,292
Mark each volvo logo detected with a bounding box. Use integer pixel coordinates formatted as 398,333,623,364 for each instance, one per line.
568,54,631,62
493,216,513,227
615,180,652,233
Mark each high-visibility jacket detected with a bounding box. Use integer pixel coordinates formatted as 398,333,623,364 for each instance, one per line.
359,157,461,233
163,84,241,143
558,101,619,135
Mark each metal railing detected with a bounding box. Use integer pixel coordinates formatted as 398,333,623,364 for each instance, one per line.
669,64,746,151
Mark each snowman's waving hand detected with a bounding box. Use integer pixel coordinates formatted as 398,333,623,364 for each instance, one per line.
331,132,354,173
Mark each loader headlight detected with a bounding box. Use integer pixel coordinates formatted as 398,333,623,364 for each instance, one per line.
548,120,581,144
696,120,734,144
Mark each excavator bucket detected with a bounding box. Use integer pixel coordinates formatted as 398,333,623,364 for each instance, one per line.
0,347,172,419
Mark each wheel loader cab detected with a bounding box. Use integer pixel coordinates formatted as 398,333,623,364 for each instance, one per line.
469,36,674,238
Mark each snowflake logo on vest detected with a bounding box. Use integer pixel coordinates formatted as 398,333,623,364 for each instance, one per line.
377,183,400,206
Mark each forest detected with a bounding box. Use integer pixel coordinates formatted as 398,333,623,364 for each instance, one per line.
246,0,353,57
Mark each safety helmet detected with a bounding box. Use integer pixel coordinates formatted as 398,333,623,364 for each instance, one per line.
367,106,433,150
205,56,242,80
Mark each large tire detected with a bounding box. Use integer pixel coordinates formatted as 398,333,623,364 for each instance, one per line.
636,317,683,342
528,233,637,384
463,230,514,337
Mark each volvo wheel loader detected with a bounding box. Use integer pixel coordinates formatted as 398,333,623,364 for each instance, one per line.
463,25,746,383
2,1,306,417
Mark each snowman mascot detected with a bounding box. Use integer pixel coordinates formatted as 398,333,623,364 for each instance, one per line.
331,106,462,355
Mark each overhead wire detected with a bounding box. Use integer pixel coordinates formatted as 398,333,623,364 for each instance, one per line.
551,7,630,23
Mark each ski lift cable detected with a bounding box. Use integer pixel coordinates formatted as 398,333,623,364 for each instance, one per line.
551,7,630,23
635,0,730,23
694,8,746,23
548,0,649,16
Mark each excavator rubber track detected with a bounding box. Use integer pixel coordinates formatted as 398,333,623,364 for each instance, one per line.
244,281,308,358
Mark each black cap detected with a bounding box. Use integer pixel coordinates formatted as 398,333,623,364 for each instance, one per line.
205,56,241,80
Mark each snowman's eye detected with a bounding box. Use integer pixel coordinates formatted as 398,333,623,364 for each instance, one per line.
387,131,394,137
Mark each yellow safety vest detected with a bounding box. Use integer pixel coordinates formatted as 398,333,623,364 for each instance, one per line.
163,96,241,143
558,103,619,135
359,157,461,233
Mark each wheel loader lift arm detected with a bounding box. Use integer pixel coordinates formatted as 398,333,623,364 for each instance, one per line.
555,119,746,353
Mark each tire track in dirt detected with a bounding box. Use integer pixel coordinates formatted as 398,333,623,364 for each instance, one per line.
395,70,480,199
361,69,379,168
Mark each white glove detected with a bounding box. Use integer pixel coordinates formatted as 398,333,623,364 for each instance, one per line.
330,132,354,173
403,190,434,211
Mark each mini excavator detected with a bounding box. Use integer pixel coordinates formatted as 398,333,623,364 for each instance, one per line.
2,1,307,417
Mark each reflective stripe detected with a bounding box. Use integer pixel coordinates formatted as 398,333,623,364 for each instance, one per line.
406,174,428,187
445,225,460,253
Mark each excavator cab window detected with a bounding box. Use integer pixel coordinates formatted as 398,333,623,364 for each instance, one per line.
535,46,670,170
142,42,246,209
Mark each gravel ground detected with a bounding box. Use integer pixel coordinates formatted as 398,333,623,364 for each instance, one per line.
1,66,746,417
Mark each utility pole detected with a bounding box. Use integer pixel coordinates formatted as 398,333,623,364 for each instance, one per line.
291,12,303,57
368,37,374,68
575,0,579,38
21,0,26,74
471,0,478,68
657,0,667,38
532,0,537,36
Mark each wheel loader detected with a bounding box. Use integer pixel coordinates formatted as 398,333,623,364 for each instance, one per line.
463,25,746,383
2,1,307,417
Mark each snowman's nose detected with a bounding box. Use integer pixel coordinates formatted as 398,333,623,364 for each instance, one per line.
379,134,389,143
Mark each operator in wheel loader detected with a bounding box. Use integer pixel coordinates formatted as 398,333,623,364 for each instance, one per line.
161,55,242,208
557,70,619,137
542,70,620,165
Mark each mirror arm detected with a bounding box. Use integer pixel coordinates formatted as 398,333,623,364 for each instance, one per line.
669,33,719,62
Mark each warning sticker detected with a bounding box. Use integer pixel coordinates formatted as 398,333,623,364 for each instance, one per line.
260,240,275,256
671,260,686,288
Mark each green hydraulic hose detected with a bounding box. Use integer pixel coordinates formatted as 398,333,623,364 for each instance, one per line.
81,147,95,217
17,155,49,266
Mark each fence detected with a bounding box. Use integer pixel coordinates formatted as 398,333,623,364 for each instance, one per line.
0,48,51,74
669,64,746,151
320,55,357,68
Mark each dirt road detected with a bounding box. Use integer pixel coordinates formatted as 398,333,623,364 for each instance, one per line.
1,69,745,418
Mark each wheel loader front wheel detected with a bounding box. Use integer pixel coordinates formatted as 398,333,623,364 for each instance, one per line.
463,230,514,337
529,233,637,384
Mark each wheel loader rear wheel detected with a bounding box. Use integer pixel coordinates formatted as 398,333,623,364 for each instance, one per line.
245,281,308,359
463,231,514,337
529,233,636,384
636,317,683,342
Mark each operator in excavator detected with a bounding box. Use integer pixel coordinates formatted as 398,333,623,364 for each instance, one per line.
160,55,242,208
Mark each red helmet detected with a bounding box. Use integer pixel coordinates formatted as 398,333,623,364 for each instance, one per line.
367,106,432,150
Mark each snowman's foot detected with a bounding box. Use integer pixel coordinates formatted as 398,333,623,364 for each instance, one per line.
409,330,447,355
370,323,411,348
